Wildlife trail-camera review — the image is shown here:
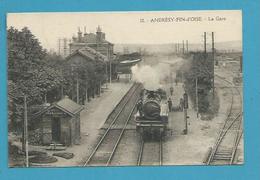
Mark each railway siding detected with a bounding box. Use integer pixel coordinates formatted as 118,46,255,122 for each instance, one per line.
206,75,243,165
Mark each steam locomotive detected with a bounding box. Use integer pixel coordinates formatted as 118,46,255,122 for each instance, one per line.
135,88,169,140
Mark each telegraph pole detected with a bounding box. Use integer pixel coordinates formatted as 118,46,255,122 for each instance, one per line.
204,32,207,54
240,56,242,73
195,77,199,118
76,74,79,104
61,85,64,98
85,83,88,103
105,62,108,88
107,46,112,84
109,60,112,84
186,40,189,53
63,38,67,57
24,95,29,167
58,39,61,56
212,32,215,98
183,92,189,135
72,65,80,104
182,40,185,54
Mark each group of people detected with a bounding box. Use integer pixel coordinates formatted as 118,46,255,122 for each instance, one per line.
136,78,184,116
167,85,184,112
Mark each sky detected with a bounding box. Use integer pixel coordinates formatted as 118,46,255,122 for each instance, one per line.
7,10,242,51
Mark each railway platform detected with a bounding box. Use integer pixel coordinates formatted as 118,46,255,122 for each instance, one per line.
163,70,243,165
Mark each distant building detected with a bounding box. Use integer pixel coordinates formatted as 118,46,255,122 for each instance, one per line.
58,38,71,57
69,26,114,61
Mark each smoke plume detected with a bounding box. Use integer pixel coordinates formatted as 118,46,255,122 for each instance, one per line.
131,63,170,91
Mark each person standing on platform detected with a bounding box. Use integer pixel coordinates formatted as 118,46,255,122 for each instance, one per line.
168,97,173,112
136,99,143,116
179,97,184,111
170,86,174,96
175,78,178,86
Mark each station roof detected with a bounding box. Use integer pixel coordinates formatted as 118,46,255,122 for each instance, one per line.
119,59,141,65
66,47,108,62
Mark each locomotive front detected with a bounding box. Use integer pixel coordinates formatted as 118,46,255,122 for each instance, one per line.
142,90,161,120
135,89,169,140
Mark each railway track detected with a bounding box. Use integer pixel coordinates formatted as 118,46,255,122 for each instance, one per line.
137,137,163,166
83,83,141,166
206,75,243,165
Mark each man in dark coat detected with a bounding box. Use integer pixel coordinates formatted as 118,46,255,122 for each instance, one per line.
179,97,184,111
168,97,173,112
170,86,174,96
136,99,143,116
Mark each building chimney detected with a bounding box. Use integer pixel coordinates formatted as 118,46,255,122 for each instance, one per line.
84,26,88,36
96,25,102,43
78,27,82,42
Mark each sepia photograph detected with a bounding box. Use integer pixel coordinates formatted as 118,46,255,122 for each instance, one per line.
7,10,243,167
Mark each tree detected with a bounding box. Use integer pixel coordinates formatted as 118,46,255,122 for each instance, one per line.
62,56,106,104
182,52,214,113
8,27,47,100
8,27,65,132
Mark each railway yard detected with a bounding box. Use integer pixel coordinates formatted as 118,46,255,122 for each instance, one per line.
10,54,243,167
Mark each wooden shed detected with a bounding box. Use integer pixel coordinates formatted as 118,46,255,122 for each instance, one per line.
35,96,84,146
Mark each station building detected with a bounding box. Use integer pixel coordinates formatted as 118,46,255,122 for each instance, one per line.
69,26,114,59
63,47,108,104
69,26,117,81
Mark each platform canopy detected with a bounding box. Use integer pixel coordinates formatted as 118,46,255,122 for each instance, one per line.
117,59,141,74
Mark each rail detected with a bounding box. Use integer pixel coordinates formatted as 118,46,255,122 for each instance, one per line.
83,83,140,166
206,75,242,165
137,135,163,166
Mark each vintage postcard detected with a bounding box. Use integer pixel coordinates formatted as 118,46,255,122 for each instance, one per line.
7,10,243,167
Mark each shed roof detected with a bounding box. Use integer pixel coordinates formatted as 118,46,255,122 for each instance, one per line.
33,96,84,118
56,96,84,115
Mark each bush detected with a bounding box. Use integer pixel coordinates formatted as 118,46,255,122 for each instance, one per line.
28,129,42,145
29,154,57,164
53,152,74,159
